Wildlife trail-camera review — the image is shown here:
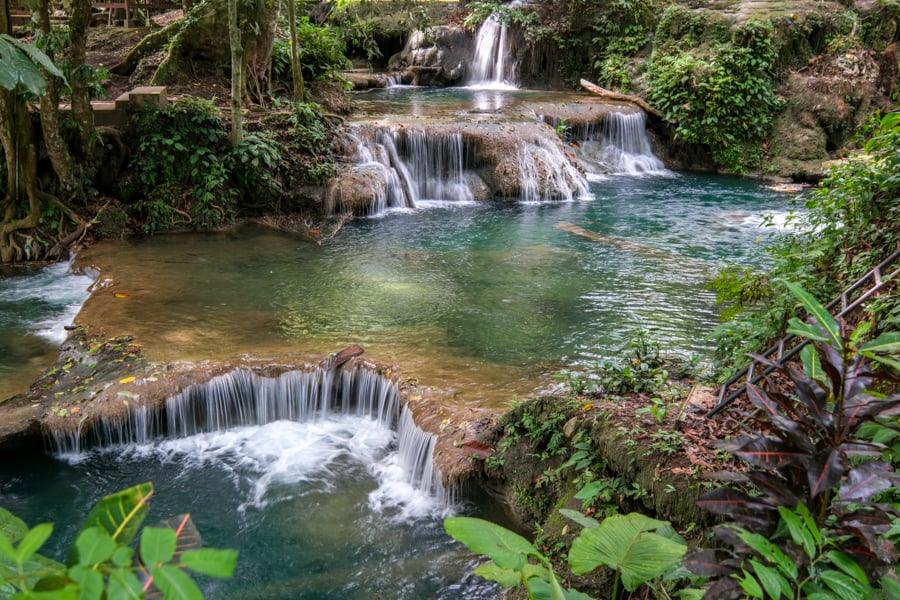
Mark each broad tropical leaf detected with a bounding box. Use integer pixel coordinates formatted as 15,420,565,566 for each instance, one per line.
151,564,203,600
558,509,599,529
839,461,900,502
782,280,841,350
69,482,153,566
474,561,521,587
568,513,686,591
858,332,900,356
0,507,28,544
807,448,846,499
179,549,238,578
444,517,537,571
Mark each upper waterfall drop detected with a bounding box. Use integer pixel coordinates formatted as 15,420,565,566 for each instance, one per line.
467,4,521,88
545,111,667,177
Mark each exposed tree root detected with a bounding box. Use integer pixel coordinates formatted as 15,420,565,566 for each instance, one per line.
110,17,182,76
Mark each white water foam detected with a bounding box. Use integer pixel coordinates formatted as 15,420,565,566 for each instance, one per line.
77,415,449,518
0,259,94,344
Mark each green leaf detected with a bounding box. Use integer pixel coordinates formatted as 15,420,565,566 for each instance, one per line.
444,517,537,571
568,513,686,591
574,482,604,501
67,564,104,600
558,509,599,529
74,527,115,567
141,527,177,568
801,345,825,385
824,550,869,588
735,530,798,580
16,523,53,564
858,331,900,356
0,507,29,544
112,546,134,568
749,559,792,599
738,570,765,599
179,548,238,579
787,318,831,344
879,575,900,598
781,281,841,350
108,567,143,600
778,506,815,560
474,561,521,587
820,569,864,600
151,564,204,600
71,482,153,566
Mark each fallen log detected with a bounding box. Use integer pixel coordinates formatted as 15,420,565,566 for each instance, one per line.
580,79,663,119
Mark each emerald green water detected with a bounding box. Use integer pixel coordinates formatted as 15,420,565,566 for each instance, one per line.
1,171,793,598
73,172,790,404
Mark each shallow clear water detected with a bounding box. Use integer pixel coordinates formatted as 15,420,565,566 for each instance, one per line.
0,416,503,599
71,172,790,406
0,261,93,400
0,169,794,598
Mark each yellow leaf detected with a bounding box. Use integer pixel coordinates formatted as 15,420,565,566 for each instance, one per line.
114,292,130,299
119,376,136,384
582,403,593,411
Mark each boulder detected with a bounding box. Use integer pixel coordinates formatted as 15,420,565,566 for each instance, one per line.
390,26,470,86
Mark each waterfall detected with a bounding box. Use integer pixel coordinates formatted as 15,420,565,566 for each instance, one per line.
468,4,520,88
544,111,666,176
516,138,590,202
348,129,475,215
44,365,447,501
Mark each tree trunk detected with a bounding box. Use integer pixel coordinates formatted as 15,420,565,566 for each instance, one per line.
111,17,182,76
0,87,44,262
228,0,243,147
34,0,79,194
286,0,305,102
68,0,95,154
243,0,279,103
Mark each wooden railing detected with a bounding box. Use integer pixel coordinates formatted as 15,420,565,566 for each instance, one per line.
707,247,900,417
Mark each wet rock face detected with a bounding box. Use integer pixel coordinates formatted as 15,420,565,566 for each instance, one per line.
390,26,471,85
325,163,390,214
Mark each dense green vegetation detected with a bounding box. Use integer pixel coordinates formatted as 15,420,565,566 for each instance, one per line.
711,110,900,369
0,483,236,599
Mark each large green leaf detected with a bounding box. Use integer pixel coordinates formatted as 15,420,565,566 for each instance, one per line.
179,549,238,579
444,517,537,571
782,281,841,350
474,561,521,587
141,527,177,568
0,36,49,95
568,513,686,591
73,527,116,567
151,565,203,600
0,507,28,544
69,482,153,566
858,331,900,356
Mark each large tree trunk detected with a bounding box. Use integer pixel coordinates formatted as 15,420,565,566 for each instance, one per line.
68,0,95,154
228,0,243,147
34,0,78,194
243,0,279,103
286,0,305,102
0,87,44,262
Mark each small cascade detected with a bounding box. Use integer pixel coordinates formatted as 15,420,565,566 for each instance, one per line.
44,364,450,502
344,129,475,215
395,408,448,501
516,138,590,201
544,111,666,176
468,3,520,88
47,365,398,452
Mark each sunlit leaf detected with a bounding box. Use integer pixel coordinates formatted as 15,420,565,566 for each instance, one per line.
781,281,841,350
179,548,238,578
141,527,176,568
151,564,204,600
444,517,537,571
70,482,153,566
568,513,686,591
74,527,115,566
474,561,520,587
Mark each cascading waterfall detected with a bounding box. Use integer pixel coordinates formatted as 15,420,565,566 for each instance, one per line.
45,364,449,502
543,111,666,176
469,14,514,87
516,138,590,201
348,129,475,215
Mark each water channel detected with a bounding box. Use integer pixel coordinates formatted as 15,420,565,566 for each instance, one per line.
0,85,797,597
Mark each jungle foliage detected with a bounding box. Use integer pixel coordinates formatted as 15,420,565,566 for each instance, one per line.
711,110,900,368
0,482,237,599
687,284,900,599
647,10,781,173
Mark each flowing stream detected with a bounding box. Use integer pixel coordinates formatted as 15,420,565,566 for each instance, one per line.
0,85,798,598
